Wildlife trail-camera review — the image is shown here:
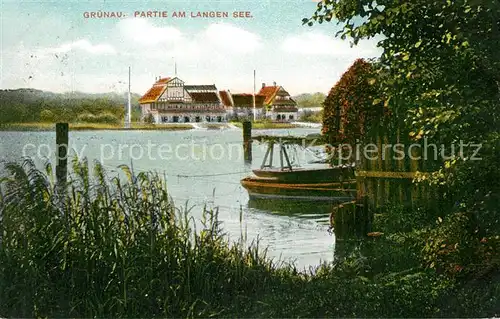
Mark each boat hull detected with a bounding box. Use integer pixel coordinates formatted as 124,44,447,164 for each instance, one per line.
241,177,356,202
252,166,354,183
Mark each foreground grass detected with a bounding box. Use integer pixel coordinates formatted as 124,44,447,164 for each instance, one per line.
0,160,499,317
0,122,193,131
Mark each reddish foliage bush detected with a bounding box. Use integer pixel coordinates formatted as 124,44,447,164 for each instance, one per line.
322,59,384,145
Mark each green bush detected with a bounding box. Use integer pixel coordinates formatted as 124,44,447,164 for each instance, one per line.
76,112,119,124
421,211,500,278
39,109,55,122
76,112,96,123
1,160,499,318
94,112,120,124
143,113,155,124
299,109,322,123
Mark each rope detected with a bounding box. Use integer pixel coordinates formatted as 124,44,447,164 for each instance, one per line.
176,171,250,178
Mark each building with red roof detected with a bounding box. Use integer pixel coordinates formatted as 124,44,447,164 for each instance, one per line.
139,77,227,123
258,82,298,122
139,77,298,123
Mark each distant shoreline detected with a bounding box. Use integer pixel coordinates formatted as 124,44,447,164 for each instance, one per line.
0,123,193,132
0,122,315,132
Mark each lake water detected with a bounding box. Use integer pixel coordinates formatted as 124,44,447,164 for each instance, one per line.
0,128,336,269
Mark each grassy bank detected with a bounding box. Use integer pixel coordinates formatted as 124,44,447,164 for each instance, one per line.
231,121,302,129
0,161,499,318
0,122,193,131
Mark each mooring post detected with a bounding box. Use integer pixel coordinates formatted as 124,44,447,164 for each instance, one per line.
243,121,252,162
56,123,69,189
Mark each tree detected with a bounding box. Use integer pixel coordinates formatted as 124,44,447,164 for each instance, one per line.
294,92,326,108
322,58,384,146
40,109,55,122
305,0,500,231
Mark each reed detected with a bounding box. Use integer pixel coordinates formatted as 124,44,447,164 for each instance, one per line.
0,159,282,318
0,159,498,318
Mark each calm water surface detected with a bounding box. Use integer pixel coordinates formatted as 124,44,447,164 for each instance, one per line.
0,128,336,269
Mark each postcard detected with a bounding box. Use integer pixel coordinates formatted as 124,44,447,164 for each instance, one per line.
1,0,498,317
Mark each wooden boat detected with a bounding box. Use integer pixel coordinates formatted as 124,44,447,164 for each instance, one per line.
241,135,356,201
241,176,356,201
252,166,353,183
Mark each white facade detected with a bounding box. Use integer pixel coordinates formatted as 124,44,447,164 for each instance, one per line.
269,111,298,122
140,77,227,124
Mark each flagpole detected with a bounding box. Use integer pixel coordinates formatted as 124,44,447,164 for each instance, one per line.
253,69,256,122
127,66,131,128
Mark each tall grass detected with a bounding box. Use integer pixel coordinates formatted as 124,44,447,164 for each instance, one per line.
0,159,282,318
1,159,499,318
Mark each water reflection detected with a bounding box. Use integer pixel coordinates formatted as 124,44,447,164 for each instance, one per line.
0,128,338,269
247,198,334,220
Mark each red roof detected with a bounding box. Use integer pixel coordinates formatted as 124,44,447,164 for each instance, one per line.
139,85,167,103
139,77,172,103
258,86,281,104
232,94,265,108
189,92,220,103
219,91,233,107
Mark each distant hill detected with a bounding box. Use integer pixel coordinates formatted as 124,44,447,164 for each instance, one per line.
0,88,142,124
293,92,326,109
0,88,142,104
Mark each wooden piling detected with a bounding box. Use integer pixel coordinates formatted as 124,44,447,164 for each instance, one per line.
243,121,252,162
56,123,69,188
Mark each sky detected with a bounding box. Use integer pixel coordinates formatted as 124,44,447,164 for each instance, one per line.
0,0,383,96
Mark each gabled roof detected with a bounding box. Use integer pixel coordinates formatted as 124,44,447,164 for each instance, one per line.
189,92,220,103
185,85,217,92
139,77,172,103
219,91,233,107
272,99,296,105
156,77,172,84
231,93,266,108
258,86,281,104
139,85,167,103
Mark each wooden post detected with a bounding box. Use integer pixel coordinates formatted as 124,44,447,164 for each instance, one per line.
56,123,69,188
243,121,252,162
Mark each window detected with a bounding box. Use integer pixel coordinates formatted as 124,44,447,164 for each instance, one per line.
289,115,294,120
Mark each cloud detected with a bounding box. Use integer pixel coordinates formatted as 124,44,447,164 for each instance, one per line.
203,23,261,53
281,32,380,58
118,19,182,45
116,20,260,56
40,39,116,55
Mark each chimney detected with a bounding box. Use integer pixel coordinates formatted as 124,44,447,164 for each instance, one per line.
262,82,266,88
273,81,277,87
